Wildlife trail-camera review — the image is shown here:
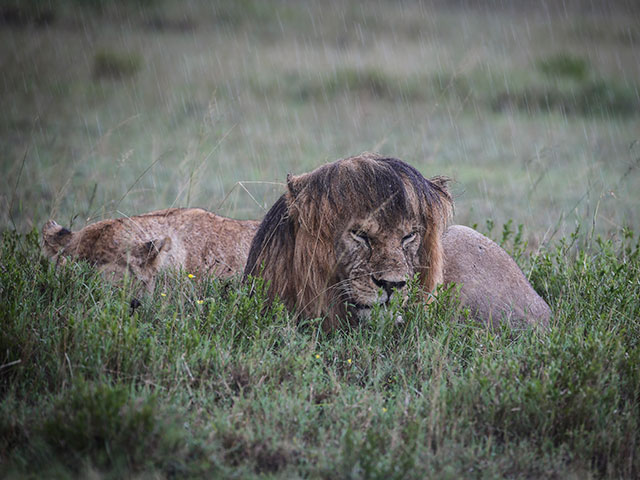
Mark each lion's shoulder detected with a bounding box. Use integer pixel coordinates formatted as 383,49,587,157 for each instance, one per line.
442,225,550,328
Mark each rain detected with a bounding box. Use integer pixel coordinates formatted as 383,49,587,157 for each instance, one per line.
2,0,640,477
1,0,638,242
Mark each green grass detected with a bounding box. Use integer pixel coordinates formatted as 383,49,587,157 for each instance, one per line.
537,53,591,81
1,224,639,478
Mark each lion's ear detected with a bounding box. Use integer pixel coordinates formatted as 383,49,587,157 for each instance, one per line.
286,172,306,200
428,175,453,221
428,175,451,198
286,172,311,222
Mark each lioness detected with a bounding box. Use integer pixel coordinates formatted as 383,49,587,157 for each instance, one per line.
243,153,453,330
42,208,260,291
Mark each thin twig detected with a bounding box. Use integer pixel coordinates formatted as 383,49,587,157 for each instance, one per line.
0,359,22,371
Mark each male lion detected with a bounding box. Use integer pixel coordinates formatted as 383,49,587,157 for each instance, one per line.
42,208,260,291
443,225,551,328
243,153,453,330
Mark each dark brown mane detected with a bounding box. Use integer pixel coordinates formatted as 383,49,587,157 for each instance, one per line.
243,153,452,329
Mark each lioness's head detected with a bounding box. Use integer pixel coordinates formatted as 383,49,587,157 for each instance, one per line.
244,153,452,330
95,237,172,292
42,219,171,292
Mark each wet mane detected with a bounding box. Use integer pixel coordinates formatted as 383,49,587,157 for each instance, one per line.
244,153,452,329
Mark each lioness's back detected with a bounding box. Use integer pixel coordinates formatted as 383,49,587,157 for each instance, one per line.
43,207,261,282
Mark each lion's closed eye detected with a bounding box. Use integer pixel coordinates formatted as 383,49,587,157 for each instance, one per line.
402,231,418,247
350,230,371,248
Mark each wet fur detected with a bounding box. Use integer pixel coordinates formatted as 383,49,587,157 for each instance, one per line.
43,208,260,291
442,225,551,328
244,153,453,330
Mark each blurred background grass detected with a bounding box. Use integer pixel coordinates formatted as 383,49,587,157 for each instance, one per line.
1,0,639,244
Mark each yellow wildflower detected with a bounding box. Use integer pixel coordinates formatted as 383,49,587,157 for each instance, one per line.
160,293,167,297
187,273,195,279
315,354,320,359
347,358,352,365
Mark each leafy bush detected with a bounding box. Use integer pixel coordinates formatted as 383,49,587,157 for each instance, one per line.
492,78,640,117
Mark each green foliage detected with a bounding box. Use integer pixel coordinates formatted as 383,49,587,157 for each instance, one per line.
209,0,283,27
537,54,590,80
41,382,188,474
1,226,639,478
492,78,640,117
491,52,639,117
251,69,478,104
93,49,142,79
251,68,425,103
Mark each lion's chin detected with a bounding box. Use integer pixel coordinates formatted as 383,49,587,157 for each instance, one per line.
348,289,405,323
354,306,372,322
352,305,404,325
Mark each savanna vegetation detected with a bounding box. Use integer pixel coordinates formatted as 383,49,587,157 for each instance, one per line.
1,0,639,477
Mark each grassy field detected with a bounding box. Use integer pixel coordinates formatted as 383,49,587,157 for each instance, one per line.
1,0,639,240
2,209,640,478
1,0,640,477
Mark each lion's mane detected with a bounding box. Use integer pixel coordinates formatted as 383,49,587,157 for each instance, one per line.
243,153,452,329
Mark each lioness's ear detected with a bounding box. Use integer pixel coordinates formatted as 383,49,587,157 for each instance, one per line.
42,220,72,257
136,236,172,266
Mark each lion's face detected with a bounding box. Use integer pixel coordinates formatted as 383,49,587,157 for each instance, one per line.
243,153,453,330
334,214,421,319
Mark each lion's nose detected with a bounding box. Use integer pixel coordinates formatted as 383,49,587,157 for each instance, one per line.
372,276,407,297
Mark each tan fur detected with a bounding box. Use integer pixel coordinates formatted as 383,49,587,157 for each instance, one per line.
42,208,260,291
443,225,551,328
244,153,453,330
